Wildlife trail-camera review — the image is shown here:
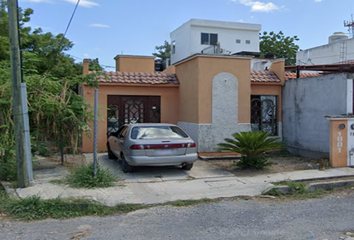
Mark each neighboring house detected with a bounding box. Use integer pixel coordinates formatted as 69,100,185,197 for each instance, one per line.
170,19,261,64
282,72,354,158
81,54,285,153
296,33,354,65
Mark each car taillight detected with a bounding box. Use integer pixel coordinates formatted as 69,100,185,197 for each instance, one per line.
188,142,196,148
130,145,144,150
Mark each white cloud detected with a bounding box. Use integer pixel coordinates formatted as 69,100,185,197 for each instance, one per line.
20,0,53,3
89,23,111,28
231,0,281,12
314,0,323,2
84,53,89,57
20,0,99,7
62,0,99,8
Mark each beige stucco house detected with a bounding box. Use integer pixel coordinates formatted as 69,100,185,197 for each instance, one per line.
81,54,285,153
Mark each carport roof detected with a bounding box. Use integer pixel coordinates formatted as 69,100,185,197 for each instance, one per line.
88,71,179,85
251,70,281,83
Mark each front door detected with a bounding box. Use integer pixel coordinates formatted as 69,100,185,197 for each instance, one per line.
107,95,161,135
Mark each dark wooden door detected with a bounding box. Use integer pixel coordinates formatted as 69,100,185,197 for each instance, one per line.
107,95,161,134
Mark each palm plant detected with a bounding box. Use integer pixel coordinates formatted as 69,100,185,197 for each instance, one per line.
217,131,286,169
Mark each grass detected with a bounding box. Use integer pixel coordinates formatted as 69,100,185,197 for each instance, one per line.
264,180,332,199
65,163,116,188
0,188,219,221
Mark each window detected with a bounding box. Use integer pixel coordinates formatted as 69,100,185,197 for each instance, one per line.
171,40,176,54
201,33,218,45
246,40,251,44
251,95,277,135
236,39,241,44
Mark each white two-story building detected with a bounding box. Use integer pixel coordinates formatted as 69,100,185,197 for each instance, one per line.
170,19,262,64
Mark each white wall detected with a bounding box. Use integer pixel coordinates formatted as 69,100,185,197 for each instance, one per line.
296,37,354,65
171,19,261,64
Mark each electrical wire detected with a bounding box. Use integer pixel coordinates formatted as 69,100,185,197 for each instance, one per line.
58,0,81,51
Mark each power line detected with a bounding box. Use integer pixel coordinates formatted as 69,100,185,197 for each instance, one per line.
58,0,81,51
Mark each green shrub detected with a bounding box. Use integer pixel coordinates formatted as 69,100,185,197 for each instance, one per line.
66,163,116,188
217,131,285,169
0,156,17,181
32,141,52,157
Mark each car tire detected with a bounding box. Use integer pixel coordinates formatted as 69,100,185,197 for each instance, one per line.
182,163,193,171
107,144,117,159
121,154,133,173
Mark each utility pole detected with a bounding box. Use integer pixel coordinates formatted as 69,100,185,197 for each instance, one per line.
8,0,29,188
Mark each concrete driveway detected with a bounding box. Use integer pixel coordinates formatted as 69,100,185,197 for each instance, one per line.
97,153,235,183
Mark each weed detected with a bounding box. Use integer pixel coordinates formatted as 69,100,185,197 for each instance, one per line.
168,199,214,207
263,188,284,197
287,182,307,195
66,163,116,188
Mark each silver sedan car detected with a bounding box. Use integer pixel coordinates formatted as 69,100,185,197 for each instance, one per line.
107,123,198,172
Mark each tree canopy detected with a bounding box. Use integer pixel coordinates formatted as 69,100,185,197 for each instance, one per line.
153,40,171,61
259,31,300,66
0,0,100,179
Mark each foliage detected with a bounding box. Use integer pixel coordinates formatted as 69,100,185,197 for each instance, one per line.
66,163,116,188
153,40,171,61
0,1,100,172
1,195,148,220
217,131,285,169
259,31,300,66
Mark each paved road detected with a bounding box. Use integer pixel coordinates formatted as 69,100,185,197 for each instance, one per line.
1,192,354,240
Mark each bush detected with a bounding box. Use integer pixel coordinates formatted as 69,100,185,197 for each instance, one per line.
217,131,285,169
0,156,17,181
32,141,52,157
66,163,116,188
236,156,273,169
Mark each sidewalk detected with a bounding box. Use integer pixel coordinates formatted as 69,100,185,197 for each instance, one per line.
6,154,354,206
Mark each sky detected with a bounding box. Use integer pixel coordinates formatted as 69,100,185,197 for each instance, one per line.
18,0,354,70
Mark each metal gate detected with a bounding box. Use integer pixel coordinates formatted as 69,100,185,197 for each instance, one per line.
251,95,277,136
107,95,161,134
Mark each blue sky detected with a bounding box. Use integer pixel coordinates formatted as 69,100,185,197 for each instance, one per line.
18,0,354,69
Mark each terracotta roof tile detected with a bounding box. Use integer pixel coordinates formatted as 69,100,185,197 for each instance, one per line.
251,70,281,83
285,72,321,80
88,71,179,85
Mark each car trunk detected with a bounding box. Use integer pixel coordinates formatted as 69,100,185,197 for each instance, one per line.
143,139,189,157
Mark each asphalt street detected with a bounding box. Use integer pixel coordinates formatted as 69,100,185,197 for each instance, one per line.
1,192,354,240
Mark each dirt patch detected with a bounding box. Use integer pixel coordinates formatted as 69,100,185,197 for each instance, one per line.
205,154,328,177
33,154,86,170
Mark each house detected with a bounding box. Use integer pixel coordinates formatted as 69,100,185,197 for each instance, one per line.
296,32,354,65
170,19,261,64
81,54,285,153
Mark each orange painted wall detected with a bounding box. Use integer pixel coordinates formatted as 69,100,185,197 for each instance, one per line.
114,56,155,73
269,60,285,84
176,56,251,124
251,84,283,121
329,120,348,167
175,58,200,123
82,84,179,152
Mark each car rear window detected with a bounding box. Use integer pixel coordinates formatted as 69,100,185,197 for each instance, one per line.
131,126,188,139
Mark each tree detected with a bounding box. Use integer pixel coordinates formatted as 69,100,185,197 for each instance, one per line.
217,131,285,169
259,31,300,66
0,0,99,175
153,40,171,61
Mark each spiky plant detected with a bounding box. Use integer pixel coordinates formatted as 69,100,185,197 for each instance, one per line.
217,131,286,169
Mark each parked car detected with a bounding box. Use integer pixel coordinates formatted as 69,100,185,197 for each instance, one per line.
107,123,198,172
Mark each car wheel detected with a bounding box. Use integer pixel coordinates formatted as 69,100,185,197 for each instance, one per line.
107,144,117,159
121,154,133,173
182,163,193,171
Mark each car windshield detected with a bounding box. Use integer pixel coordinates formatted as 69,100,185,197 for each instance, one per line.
131,126,188,139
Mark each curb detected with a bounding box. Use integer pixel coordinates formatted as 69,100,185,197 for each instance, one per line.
263,179,354,195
